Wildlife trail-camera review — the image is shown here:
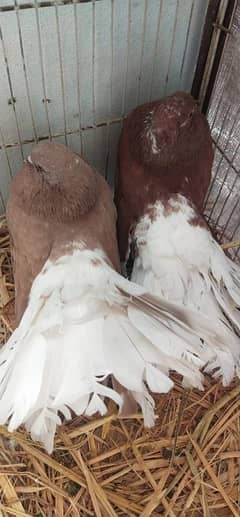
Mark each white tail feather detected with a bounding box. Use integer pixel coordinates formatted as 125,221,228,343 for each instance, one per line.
0,246,233,453
131,195,240,384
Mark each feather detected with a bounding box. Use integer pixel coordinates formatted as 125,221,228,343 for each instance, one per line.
0,244,236,453
145,364,173,393
103,313,145,392
132,389,156,427
130,195,240,384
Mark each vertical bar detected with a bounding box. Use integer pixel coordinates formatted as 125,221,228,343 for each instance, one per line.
149,0,163,101
0,125,15,209
204,105,232,210
136,0,147,107
0,23,24,159
179,0,194,84
0,126,13,181
105,0,114,181
229,217,240,245
219,189,240,241
164,0,179,95
91,0,97,158
206,106,240,220
202,0,236,114
121,0,131,117
54,1,68,145
191,0,221,100
92,0,96,125
208,55,234,133
73,0,83,153
15,0,38,142
33,0,52,139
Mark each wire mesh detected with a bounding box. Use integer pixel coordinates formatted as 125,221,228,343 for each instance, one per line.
205,2,240,256
2,0,239,251
0,0,208,207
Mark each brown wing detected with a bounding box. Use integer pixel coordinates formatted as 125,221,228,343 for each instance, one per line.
7,199,52,325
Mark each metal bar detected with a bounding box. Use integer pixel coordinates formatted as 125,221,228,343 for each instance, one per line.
109,0,114,124
204,103,237,212
209,137,240,177
0,117,124,151
233,241,240,259
33,0,52,138
207,35,235,133
55,1,68,145
207,153,235,221
0,126,12,209
219,190,240,241
121,0,131,116
192,0,221,100
164,0,179,95
0,1,100,12
191,0,236,116
0,126,14,186
92,0,96,125
0,25,24,159
136,0,147,107
197,0,229,111
228,215,240,243
202,0,236,113
105,0,114,181
73,0,83,153
90,0,97,159
179,0,195,84
209,84,231,133
15,0,38,141
207,2,237,131
149,0,163,101
208,104,240,223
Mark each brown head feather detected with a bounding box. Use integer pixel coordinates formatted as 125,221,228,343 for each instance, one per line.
128,91,213,171
14,142,97,222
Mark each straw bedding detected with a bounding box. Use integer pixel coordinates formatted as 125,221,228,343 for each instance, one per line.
0,215,239,517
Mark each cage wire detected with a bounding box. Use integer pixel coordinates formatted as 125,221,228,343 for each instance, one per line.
0,0,208,204
1,3,240,516
205,2,240,258
0,0,240,242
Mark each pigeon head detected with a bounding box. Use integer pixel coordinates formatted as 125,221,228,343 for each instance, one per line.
128,91,213,173
16,142,98,222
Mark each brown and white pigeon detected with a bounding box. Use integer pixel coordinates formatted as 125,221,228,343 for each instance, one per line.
0,141,230,453
115,91,240,388
116,91,214,263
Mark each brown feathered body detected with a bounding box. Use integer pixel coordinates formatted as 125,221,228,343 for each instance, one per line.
7,143,119,325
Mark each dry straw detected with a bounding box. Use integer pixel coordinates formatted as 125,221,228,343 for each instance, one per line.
0,215,239,516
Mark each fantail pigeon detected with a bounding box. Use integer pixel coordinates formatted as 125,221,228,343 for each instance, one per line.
115,91,240,386
0,142,231,453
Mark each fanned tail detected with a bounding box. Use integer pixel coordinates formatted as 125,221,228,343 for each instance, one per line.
128,197,240,386
0,247,239,453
